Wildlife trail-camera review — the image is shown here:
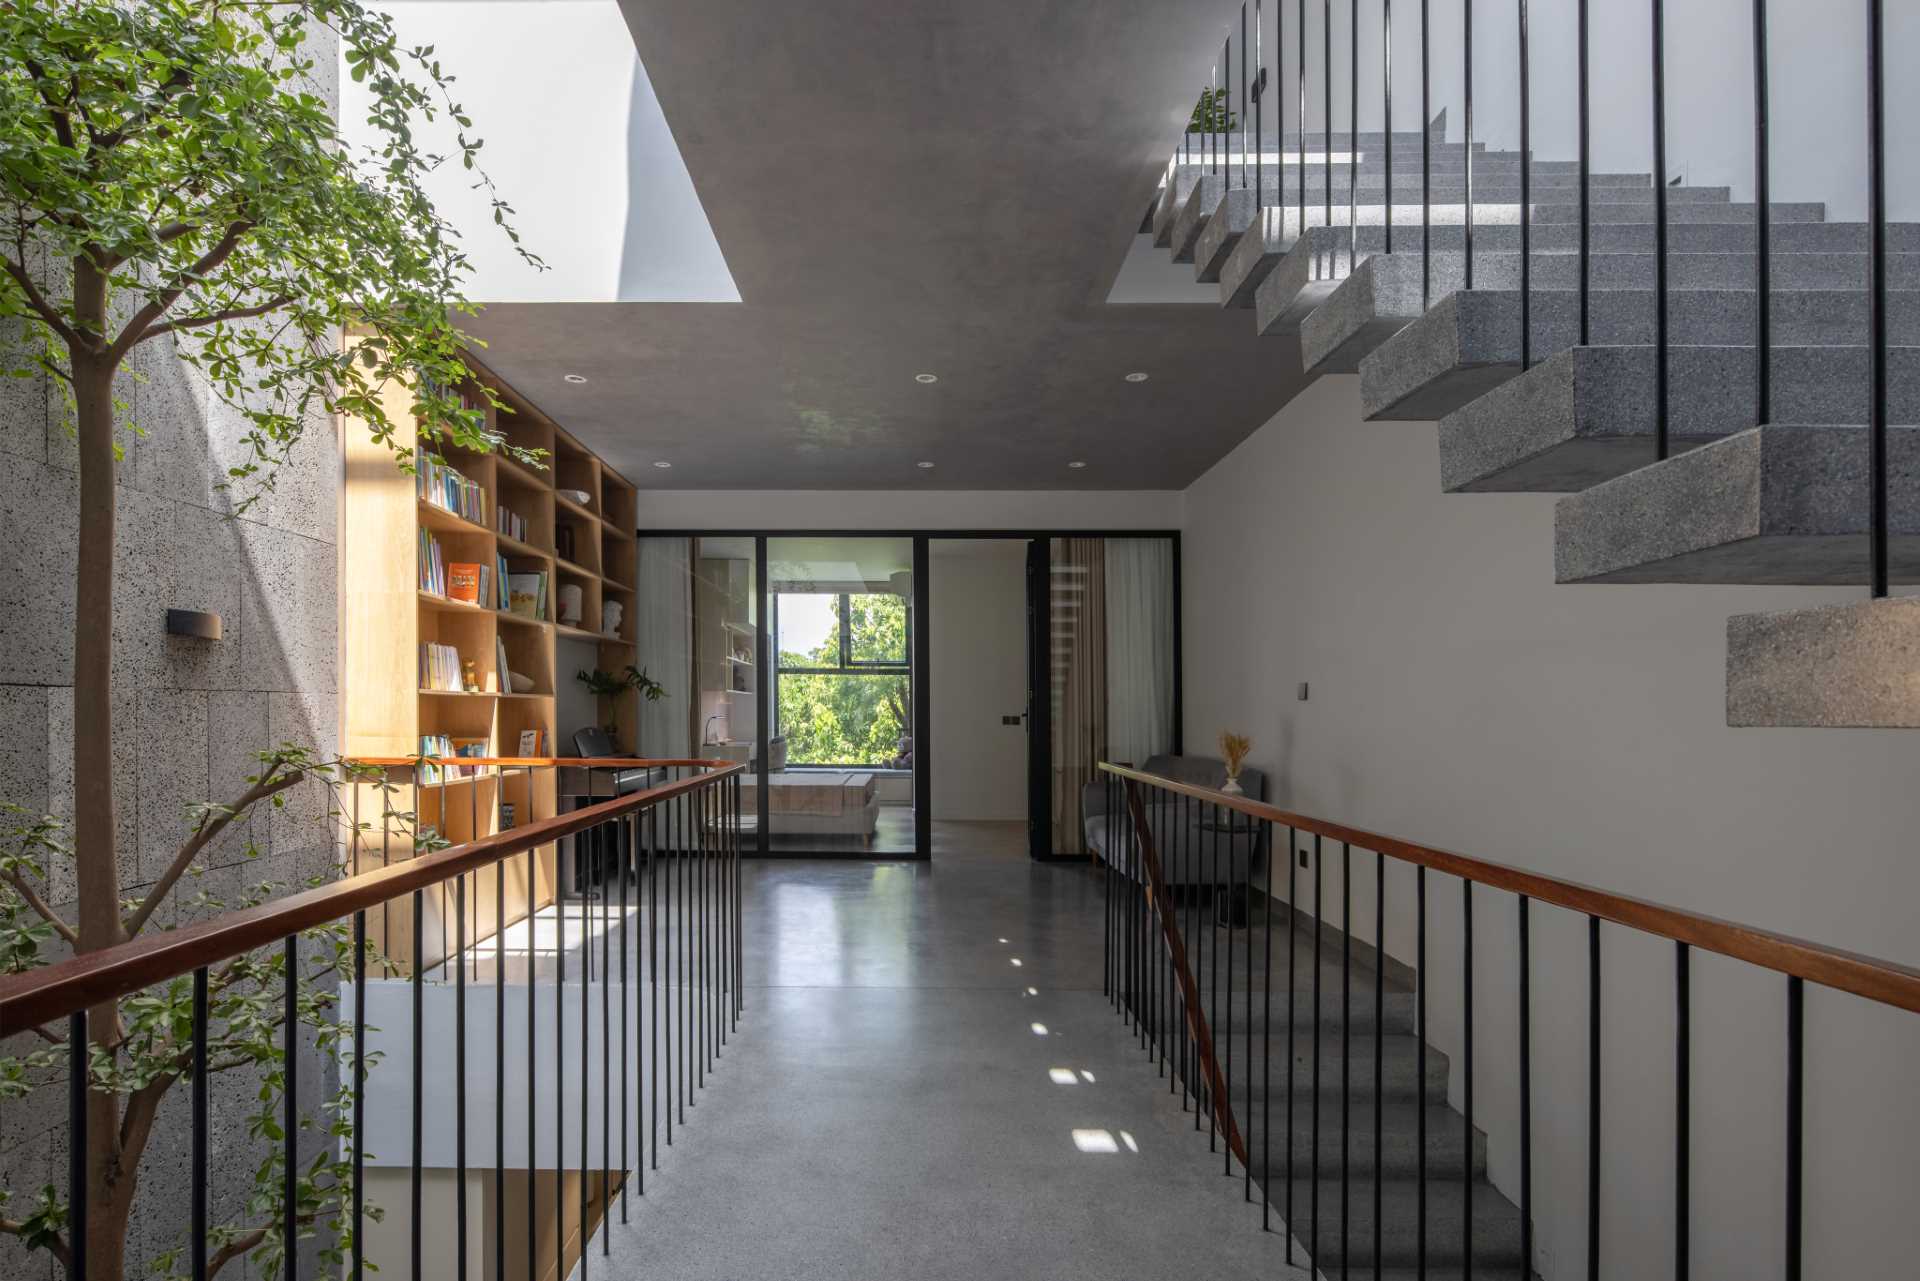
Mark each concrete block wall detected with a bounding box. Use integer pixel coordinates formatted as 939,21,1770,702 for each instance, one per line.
0,29,343,1281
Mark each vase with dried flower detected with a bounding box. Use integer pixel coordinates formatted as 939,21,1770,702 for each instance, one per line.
1218,731,1252,794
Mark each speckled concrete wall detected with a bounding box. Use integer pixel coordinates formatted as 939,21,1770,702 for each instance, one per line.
0,28,342,1281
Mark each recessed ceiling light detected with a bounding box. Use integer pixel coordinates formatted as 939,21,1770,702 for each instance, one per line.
1068,461,1087,469
916,461,936,469
1124,371,1149,383
914,373,939,384
563,373,588,384
652,460,672,469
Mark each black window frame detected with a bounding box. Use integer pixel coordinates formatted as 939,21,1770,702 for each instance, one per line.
771,590,913,768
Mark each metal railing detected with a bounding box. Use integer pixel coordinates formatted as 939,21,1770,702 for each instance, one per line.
1096,761,1920,1277
0,756,743,1281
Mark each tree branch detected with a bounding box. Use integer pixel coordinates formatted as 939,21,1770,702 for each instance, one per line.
0,254,81,350
2,868,80,947
0,1217,72,1271
122,769,304,938
207,1228,267,1279
107,219,252,362
140,295,295,343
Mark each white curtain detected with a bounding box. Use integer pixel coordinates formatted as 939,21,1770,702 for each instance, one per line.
1104,538,1174,767
637,537,693,757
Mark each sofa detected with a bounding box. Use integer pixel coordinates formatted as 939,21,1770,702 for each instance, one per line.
1083,753,1268,889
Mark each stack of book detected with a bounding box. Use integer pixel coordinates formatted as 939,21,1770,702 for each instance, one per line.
507,570,549,621
418,458,486,524
447,561,492,608
419,529,446,596
419,641,466,691
418,734,489,783
496,505,527,542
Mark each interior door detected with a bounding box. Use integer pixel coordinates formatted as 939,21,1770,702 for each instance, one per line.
1025,539,1051,859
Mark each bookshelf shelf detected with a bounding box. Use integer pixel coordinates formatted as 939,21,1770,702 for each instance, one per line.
343,350,640,984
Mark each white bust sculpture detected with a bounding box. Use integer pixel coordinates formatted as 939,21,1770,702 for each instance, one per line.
602,600,624,636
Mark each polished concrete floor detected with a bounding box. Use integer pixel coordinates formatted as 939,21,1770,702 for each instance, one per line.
591,820,1310,1280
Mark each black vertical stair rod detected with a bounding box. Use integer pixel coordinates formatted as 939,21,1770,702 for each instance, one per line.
455,875,468,1281
1384,0,1393,256
1342,842,1353,1274
1421,0,1431,303
1519,898,1533,1281
554,849,565,1281
1299,0,1308,237
1103,777,1112,1006
1867,0,1888,599
411,892,424,1281
1285,826,1298,1261
1587,915,1601,1281
580,829,591,1281
1256,0,1265,213
1215,800,1226,1157
192,967,209,1281
495,845,506,1276
696,789,706,1090
1373,851,1384,1281
525,840,537,1281
1192,796,1206,1131
1786,975,1805,1279
1242,4,1249,192
1416,864,1427,1278
648,807,659,1168
1224,805,1236,1174
1578,0,1591,344
1311,831,1323,1266
1349,0,1358,269
1462,0,1474,290
350,798,366,1281
1243,811,1255,1202
1752,0,1771,424
1652,0,1670,459
600,822,611,1256
1462,880,1473,1280
619,814,630,1220
1676,941,1690,1280
68,1009,85,1281
1518,0,1531,369
1323,0,1333,234
1262,819,1275,1230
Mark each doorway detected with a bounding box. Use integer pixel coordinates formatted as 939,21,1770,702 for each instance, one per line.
928,540,1030,845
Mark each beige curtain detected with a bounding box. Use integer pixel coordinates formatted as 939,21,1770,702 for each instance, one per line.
1050,538,1107,856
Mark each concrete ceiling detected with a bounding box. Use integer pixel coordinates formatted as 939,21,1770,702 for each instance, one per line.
462,0,1305,490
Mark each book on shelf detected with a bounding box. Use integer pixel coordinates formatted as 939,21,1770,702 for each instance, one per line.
496,505,527,542
517,728,545,757
507,570,548,621
418,529,447,596
418,641,466,691
417,457,486,524
448,561,483,605
493,636,510,693
495,554,511,610
418,734,490,783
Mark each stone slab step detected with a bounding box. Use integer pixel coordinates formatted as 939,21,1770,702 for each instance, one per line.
1153,166,1208,246
1348,221,1920,253
1263,1175,1527,1268
1438,345,1920,493
1358,288,1920,422
1238,1099,1487,1182
1530,200,1824,225
1170,173,1228,263
1258,181,1727,204
1726,597,1920,727
1254,226,1355,334
1216,205,1304,306
1181,1031,1453,1107
1553,424,1920,584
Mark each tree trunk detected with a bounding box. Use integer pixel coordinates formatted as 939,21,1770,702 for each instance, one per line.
69,256,129,1281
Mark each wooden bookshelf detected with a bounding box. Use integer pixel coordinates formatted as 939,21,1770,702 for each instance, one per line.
341,354,640,970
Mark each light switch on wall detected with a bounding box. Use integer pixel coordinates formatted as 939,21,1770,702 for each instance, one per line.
1297,681,1309,701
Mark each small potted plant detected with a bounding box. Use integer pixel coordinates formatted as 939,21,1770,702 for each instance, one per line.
1218,731,1252,794
576,664,667,742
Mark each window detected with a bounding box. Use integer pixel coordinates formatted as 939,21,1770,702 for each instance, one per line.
774,591,911,767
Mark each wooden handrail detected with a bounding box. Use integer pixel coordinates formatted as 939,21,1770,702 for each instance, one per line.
1101,762,1920,1016
347,756,737,770
0,763,745,1035
1123,780,1249,1167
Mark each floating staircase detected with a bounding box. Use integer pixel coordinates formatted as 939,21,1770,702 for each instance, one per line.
1137,116,1919,727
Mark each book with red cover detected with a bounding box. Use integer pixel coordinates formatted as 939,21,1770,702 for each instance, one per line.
447,562,482,604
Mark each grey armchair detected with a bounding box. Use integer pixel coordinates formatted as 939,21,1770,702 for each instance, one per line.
1083,753,1268,889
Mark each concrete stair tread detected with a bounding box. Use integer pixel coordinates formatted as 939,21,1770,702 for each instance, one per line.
1553,424,1920,584
1262,1175,1527,1267
1727,597,1920,727
1437,344,1920,493
1236,1099,1488,1180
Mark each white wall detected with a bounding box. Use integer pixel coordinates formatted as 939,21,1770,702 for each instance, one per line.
1218,0,1917,221
1180,374,1920,1279
930,541,1030,820
634,489,1182,532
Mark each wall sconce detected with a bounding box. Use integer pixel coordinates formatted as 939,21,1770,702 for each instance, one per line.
166,609,223,641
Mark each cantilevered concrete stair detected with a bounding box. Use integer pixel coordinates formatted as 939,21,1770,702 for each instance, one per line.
1134,120,1920,727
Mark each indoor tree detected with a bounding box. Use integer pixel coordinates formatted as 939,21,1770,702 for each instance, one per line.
0,1,536,1277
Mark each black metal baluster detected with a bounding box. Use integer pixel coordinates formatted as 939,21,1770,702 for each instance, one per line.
1256,0,1265,214
1578,0,1591,344
1752,0,1771,423
68,1009,85,1281
1587,915,1601,1281
554,849,565,1281
1299,0,1308,237
411,892,424,1281
649,803,660,1168
1342,842,1352,1276
1348,0,1358,270
455,874,468,1281
666,787,676,1139
525,839,537,1281
1216,800,1227,1159
1373,852,1384,1280
1384,0,1394,256
1192,793,1205,1131
192,966,209,1281
494,850,505,1281
1462,880,1473,1279
1285,826,1297,1262
1520,897,1533,1281
580,829,590,1278
1263,819,1275,1230
1676,941,1690,1281
1416,865,1427,1278
1311,832,1323,1267
1652,0,1670,459
1243,811,1255,1201
1518,0,1531,368
682,787,692,1119
1242,4,1249,192
1421,0,1431,302
1867,0,1888,599
600,819,611,1257
1323,0,1333,234
1462,0,1474,290
621,812,631,1221
1786,976,1805,1279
